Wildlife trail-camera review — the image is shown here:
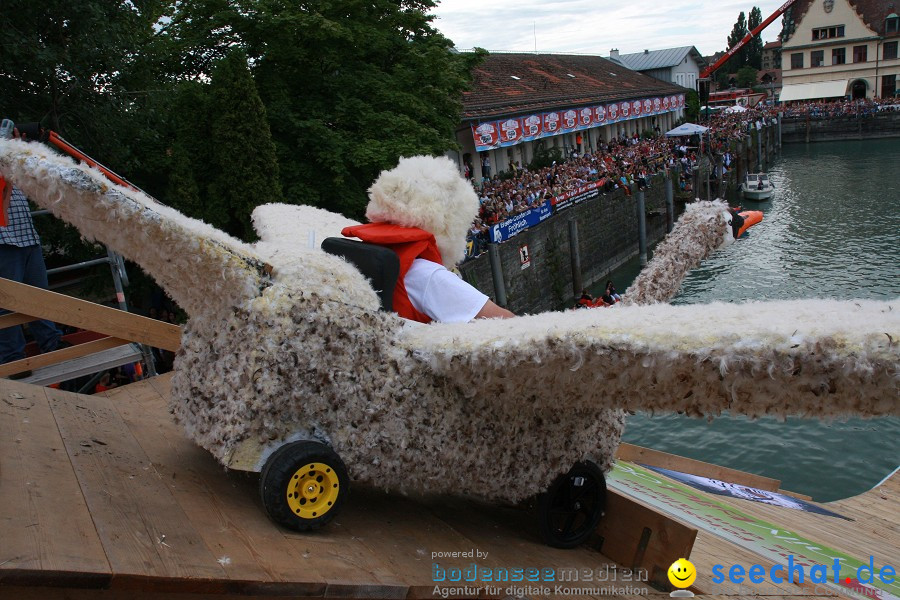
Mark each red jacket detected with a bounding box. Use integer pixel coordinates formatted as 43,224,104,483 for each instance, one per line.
341,223,443,323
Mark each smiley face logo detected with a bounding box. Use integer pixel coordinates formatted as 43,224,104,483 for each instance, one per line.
668,558,697,589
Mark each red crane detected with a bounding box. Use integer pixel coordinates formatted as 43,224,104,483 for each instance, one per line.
699,0,799,81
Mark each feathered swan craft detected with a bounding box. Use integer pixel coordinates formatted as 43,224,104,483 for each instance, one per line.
1,138,897,546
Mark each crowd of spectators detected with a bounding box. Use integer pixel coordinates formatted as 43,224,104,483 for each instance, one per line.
782,98,900,119
462,97,895,259
464,104,785,257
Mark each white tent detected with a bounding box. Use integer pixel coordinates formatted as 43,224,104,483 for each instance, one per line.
665,123,709,137
725,104,748,113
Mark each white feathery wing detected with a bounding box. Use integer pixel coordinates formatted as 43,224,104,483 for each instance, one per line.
0,138,270,317
398,299,899,419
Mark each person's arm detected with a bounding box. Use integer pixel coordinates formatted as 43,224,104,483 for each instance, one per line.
474,299,515,319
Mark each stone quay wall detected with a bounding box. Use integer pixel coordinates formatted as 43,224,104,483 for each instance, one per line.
460,180,670,314
781,111,900,144
460,123,781,315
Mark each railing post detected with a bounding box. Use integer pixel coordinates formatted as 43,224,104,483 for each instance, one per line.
568,217,583,297
487,243,508,308
637,188,648,267
665,170,674,233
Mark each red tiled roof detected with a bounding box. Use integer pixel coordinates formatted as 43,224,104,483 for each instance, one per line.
763,40,782,49
461,53,685,121
850,0,900,36
786,0,899,41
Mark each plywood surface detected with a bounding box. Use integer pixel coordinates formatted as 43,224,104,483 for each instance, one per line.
1,375,895,600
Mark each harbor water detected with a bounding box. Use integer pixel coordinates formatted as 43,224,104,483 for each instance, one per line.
617,138,900,501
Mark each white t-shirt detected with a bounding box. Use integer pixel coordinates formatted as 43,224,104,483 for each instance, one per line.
405,259,489,323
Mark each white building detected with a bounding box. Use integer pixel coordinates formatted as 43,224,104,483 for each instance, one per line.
610,46,707,92
780,0,900,101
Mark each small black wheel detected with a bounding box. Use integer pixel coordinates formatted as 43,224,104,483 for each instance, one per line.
538,461,607,548
259,441,349,531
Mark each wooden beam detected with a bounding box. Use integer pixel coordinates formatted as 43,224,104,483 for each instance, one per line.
0,279,181,351
616,442,781,491
0,312,38,328
592,488,698,592
0,337,133,378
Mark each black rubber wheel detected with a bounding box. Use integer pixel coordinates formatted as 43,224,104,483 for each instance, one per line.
538,461,607,548
259,441,349,531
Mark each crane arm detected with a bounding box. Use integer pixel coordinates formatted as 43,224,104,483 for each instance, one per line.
700,0,798,79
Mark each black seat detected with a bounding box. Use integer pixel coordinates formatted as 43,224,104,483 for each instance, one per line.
321,238,399,312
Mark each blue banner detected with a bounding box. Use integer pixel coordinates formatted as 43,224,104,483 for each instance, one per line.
489,200,553,243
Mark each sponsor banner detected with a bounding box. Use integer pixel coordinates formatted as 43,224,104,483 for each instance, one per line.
472,122,499,150
641,465,850,519
607,463,900,600
471,94,684,151
551,180,605,212
543,111,561,136
498,117,522,144
578,107,594,129
559,108,579,132
489,200,553,243
607,102,619,123
521,114,543,142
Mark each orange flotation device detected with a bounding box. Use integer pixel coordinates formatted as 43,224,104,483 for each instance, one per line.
737,210,763,238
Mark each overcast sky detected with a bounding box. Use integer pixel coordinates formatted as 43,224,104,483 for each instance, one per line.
430,0,789,58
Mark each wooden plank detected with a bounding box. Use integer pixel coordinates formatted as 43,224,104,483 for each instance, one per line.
0,337,133,378
777,489,813,501
615,444,781,492
109,376,406,594
44,386,225,580
0,312,37,328
0,279,181,351
592,489,697,592
0,380,110,575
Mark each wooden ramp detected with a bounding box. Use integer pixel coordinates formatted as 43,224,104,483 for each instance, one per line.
1,375,896,600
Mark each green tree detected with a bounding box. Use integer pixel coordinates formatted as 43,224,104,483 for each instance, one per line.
205,50,283,241
0,0,171,274
736,66,759,89
685,90,701,123
724,12,749,77
163,0,482,219
0,0,167,168
747,7,764,70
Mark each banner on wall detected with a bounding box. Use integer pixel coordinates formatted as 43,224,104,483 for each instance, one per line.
471,94,684,152
488,200,553,243
551,179,608,212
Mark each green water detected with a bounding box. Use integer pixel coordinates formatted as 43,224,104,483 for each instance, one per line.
615,138,900,502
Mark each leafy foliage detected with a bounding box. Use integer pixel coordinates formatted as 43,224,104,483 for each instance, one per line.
162,0,481,219
747,7,764,70
685,90,701,123
736,66,759,89
206,50,282,240
724,11,749,79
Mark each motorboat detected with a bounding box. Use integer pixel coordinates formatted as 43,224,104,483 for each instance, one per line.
740,173,775,201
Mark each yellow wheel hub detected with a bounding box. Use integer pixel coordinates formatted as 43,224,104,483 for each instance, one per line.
286,462,340,519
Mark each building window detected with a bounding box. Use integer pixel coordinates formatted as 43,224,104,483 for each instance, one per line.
811,50,825,67
885,41,899,61
832,47,846,65
791,52,804,69
883,74,897,98
812,25,845,40
853,45,868,63
886,15,899,34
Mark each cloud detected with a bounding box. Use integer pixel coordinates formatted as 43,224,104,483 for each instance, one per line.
431,0,786,56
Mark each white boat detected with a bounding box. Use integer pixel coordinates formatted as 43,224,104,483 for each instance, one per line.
740,173,775,201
